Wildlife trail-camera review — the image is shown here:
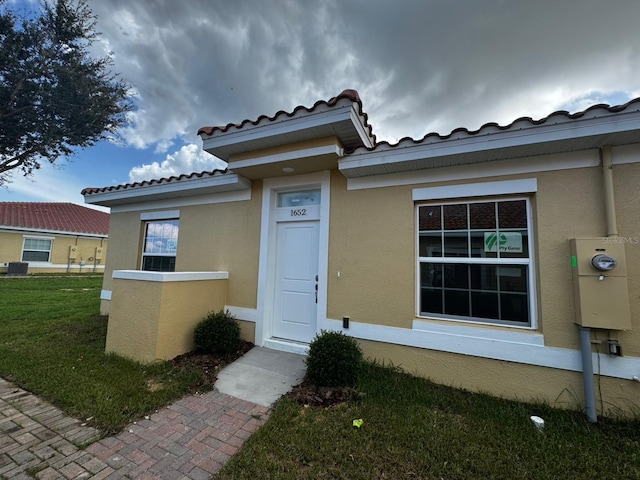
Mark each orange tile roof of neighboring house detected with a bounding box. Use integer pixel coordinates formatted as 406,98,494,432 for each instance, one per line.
197,89,376,142
81,169,228,196
0,202,110,235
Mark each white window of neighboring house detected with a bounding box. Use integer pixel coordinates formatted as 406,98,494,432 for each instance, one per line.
22,237,53,262
417,198,534,327
141,220,179,272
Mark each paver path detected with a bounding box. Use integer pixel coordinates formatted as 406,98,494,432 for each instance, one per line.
0,377,269,479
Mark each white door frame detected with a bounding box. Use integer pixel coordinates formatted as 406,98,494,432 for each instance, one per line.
256,171,331,354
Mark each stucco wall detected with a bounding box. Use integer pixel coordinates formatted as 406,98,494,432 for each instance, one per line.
0,230,107,273
326,146,640,414
106,276,228,362
177,180,261,309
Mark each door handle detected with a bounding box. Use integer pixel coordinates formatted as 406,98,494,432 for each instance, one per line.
315,275,318,303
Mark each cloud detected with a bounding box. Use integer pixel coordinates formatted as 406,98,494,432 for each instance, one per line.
128,144,226,182
0,161,110,212
89,0,640,151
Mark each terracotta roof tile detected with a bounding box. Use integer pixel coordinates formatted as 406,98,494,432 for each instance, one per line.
0,202,109,235
197,89,376,142
348,97,640,155
81,168,227,196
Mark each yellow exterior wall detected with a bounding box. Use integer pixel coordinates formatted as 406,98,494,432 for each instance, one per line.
358,339,640,415
326,147,640,415
177,181,262,309
106,276,228,362
0,230,107,274
98,185,260,315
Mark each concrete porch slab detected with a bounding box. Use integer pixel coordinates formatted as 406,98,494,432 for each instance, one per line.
215,347,307,407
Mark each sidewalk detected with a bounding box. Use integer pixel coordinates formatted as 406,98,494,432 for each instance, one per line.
0,348,306,479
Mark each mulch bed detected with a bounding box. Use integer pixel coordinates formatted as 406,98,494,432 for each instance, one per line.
286,381,365,408
172,343,364,407
171,340,254,392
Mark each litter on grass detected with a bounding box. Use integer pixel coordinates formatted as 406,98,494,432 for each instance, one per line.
352,419,364,428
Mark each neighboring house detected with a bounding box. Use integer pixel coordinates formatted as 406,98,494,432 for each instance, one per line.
83,90,640,417
0,202,109,274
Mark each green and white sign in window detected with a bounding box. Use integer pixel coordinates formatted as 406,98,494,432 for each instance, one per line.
417,198,533,327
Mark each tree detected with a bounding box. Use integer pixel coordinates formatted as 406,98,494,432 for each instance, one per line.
0,0,132,186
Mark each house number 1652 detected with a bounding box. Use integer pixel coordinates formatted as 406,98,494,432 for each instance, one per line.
290,208,307,216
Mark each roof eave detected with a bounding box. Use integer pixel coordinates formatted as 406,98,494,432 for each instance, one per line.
83,173,252,207
339,109,640,178
201,102,374,161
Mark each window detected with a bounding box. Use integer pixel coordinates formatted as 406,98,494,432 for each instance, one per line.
22,237,53,262
417,198,533,326
141,220,179,272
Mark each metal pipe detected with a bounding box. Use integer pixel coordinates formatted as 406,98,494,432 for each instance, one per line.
579,326,598,423
601,145,618,237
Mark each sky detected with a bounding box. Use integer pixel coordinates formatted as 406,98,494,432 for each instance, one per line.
2,0,640,212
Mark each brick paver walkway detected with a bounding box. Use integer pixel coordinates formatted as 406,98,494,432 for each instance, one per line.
0,378,269,479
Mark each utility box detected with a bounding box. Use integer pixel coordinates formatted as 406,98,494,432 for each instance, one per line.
95,247,104,260
7,262,28,276
570,238,631,330
69,245,78,259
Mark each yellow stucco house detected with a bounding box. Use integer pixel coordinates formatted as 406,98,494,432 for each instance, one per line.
0,202,109,274
83,90,640,419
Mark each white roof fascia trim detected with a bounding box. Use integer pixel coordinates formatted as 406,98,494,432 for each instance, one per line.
349,105,374,148
84,174,250,206
0,226,107,238
230,144,342,170
339,112,640,171
113,270,229,282
412,178,537,201
346,149,600,191
202,106,354,150
108,189,252,214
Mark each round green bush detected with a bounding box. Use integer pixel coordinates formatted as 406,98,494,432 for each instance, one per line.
306,330,363,387
193,309,241,355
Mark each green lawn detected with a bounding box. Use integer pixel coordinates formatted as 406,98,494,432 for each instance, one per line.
2,276,640,479
217,364,640,479
0,276,208,435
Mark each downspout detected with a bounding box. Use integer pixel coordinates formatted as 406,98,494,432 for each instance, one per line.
602,145,618,237
579,145,617,423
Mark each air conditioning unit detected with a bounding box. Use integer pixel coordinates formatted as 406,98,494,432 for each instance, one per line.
7,262,28,276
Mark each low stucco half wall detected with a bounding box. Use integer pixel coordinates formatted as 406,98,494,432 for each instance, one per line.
106,271,228,363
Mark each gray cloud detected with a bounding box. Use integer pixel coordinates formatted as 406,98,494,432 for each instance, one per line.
90,0,640,155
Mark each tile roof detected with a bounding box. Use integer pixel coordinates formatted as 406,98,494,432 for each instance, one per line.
0,202,110,235
81,169,228,196
348,97,640,155
197,89,376,143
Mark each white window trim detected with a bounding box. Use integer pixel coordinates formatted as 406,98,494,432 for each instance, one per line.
140,210,180,221
414,180,538,330
140,214,180,271
21,235,54,263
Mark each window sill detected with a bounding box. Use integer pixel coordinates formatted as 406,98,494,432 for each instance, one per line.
413,318,544,346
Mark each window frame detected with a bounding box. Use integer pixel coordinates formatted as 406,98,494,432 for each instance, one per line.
21,236,53,263
140,219,179,272
415,195,536,329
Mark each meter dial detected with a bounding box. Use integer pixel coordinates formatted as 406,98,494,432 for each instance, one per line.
591,254,617,271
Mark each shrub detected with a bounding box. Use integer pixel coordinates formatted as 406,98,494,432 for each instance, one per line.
306,330,363,387
193,309,241,355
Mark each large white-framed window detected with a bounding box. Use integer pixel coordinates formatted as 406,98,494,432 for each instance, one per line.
141,219,179,272
22,237,53,262
417,196,534,327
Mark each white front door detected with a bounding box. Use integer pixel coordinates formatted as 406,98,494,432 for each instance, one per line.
272,220,319,343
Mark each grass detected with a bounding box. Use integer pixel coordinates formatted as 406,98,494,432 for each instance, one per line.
217,363,640,479
0,276,208,435
3,276,640,478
